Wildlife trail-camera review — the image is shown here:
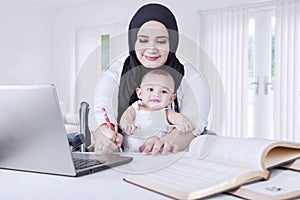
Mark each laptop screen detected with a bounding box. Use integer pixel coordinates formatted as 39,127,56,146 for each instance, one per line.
0,85,132,177
0,85,77,176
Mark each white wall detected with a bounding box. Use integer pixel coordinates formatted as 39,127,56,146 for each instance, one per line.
52,1,137,111
52,0,270,111
0,0,271,111
0,0,54,85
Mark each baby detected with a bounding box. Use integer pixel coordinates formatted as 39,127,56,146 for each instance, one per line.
119,69,196,152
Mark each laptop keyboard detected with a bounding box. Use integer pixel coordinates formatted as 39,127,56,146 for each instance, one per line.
73,158,104,170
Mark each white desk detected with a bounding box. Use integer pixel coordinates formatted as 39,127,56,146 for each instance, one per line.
0,152,241,200
0,167,168,200
0,167,241,200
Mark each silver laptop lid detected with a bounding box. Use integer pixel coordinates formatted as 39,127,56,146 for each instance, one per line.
0,85,76,176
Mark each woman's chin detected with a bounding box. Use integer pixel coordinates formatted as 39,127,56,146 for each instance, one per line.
141,60,163,69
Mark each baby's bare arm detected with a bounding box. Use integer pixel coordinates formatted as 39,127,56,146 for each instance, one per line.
166,110,196,133
119,106,138,135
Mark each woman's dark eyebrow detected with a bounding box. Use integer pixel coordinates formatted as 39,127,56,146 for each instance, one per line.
137,35,168,39
156,36,169,39
137,35,149,38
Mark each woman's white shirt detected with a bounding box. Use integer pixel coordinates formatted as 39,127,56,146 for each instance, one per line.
94,59,211,136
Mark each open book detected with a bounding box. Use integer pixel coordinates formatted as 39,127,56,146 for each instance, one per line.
124,135,300,200
282,158,300,171
229,168,300,200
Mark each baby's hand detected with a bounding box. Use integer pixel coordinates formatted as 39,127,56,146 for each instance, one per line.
120,122,140,135
176,120,196,133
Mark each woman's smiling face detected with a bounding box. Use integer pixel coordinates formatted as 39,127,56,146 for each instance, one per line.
135,20,170,68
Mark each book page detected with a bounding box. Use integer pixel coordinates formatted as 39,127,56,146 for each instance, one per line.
282,158,300,171
113,151,186,173
229,169,300,200
189,135,277,170
124,136,300,199
125,155,266,199
264,147,300,168
205,193,241,200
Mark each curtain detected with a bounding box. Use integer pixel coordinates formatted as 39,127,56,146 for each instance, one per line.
73,22,127,129
274,0,300,142
199,8,249,137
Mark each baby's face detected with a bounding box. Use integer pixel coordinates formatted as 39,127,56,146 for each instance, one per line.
137,73,176,110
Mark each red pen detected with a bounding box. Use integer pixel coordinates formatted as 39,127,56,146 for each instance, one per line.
102,107,115,131
102,108,122,152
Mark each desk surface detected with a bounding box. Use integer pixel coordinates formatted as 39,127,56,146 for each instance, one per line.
0,153,241,200
0,168,241,200
0,167,169,200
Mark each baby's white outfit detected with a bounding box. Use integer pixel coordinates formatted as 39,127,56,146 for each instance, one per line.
123,101,170,152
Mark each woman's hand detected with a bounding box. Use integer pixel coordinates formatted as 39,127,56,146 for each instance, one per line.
92,124,123,154
139,136,160,155
140,129,195,155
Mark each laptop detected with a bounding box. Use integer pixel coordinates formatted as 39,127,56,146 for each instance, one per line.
0,84,132,177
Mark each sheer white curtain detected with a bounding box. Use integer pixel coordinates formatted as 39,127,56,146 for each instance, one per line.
73,22,127,129
199,8,249,137
274,0,300,142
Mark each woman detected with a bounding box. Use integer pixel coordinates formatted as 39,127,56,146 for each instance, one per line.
93,3,210,155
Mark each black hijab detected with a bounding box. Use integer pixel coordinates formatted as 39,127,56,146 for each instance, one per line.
117,3,185,123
